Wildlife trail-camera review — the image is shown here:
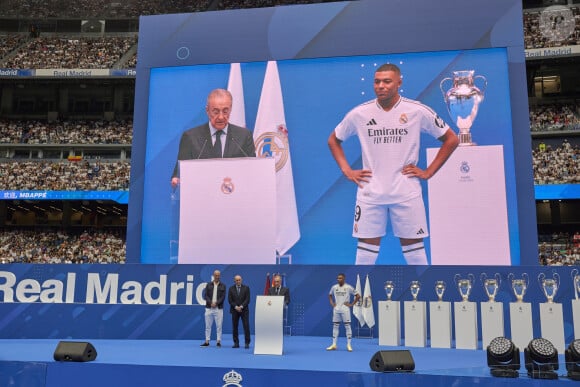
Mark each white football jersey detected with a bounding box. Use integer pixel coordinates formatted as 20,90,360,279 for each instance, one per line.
329,283,358,308
334,97,448,204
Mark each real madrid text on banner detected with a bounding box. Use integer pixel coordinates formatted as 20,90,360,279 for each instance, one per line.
253,61,300,255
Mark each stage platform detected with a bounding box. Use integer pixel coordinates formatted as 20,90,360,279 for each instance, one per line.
0,336,573,386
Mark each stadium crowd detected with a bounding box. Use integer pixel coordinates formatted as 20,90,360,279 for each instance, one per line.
0,34,26,58
0,160,130,191
538,231,580,266
0,120,132,144
3,36,137,69
523,7,580,49
0,0,211,18
529,103,580,132
0,229,126,263
532,139,579,184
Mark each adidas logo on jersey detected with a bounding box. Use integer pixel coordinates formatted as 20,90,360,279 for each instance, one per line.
366,118,377,125
416,228,425,235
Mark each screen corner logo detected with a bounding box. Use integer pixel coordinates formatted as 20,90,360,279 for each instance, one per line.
223,369,243,387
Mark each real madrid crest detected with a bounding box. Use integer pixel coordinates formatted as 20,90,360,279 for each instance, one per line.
222,369,243,387
254,124,289,172
221,177,234,194
399,113,408,124
459,161,470,174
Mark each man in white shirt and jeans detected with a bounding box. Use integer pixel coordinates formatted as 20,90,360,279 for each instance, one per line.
201,269,226,347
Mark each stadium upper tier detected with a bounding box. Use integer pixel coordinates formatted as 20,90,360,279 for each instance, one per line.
0,160,130,191
0,0,211,18
0,120,132,144
0,35,137,69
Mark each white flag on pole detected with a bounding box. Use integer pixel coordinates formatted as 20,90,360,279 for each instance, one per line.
253,61,300,254
227,63,246,128
363,274,375,328
353,274,365,327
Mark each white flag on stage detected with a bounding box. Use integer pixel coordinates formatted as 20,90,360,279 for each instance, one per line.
227,63,246,127
253,61,300,254
353,274,365,327
363,274,375,328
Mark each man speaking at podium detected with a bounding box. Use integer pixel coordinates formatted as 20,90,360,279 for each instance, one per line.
171,88,256,187
267,274,290,306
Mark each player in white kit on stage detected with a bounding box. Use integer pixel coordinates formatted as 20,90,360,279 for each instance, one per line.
328,63,459,265
327,273,360,352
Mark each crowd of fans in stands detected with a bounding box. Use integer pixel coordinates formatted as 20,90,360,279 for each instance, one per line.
0,0,340,18
0,34,26,58
524,7,580,49
0,160,130,190
0,120,132,144
2,36,137,69
0,0,211,18
0,229,125,263
532,139,579,185
539,231,580,266
529,103,580,132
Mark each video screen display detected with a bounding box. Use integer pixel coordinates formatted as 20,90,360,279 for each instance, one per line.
140,48,520,265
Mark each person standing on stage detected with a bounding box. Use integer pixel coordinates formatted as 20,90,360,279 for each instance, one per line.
327,273,360,352
228,274,251,348
171,88,256,187
267,274,291,305
328,63,458,265
201,269,226,347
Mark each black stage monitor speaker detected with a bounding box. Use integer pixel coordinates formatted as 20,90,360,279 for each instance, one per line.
369,350,415,372
53,341,97,362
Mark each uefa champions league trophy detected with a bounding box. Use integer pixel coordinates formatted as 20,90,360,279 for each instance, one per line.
572,269,580,300
440,70,487,146
508,272,529,303
571,269,580,343
405,281,427,347
409,281,421,301
538,272,565,352
480,273,504,349
538,272,560,304
454,274,475,302
480,273,501,302
430,281,452,348
435,281,446,302
453,274,477,349
508,273,533,351
379,280,401,346
384,281,395,301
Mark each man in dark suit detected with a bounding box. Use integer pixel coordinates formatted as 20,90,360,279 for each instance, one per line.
171,88,256,187
201,269,226,347
228,274,251,348
267,274,290,305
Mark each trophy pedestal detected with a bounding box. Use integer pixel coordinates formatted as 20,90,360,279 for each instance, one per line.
404,301,427,347
427,146,510,265
572,299,580,339
540,302,565,353
378,301,401,346
509,302,533,351
454,302,478,350
481,301,504,349
429,301,452,348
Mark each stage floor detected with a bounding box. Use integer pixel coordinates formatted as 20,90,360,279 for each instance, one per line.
0,336,572,386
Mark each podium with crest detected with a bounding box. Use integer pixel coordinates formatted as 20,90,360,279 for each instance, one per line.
177,157,276,264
